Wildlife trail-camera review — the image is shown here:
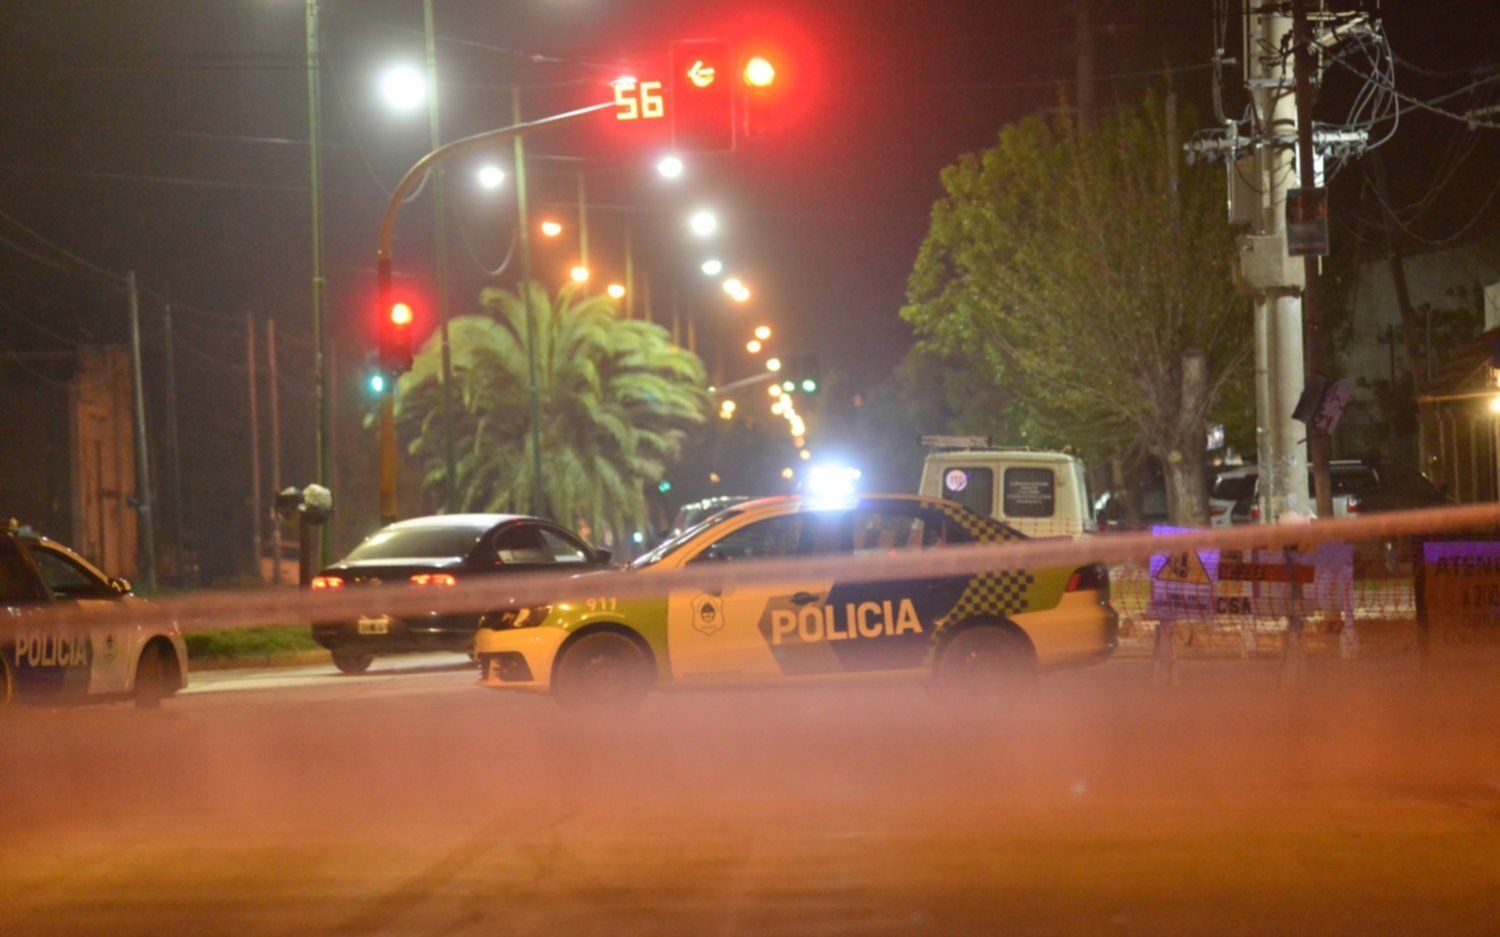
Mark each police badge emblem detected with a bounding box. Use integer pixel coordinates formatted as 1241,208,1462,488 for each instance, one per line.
691,593,724,636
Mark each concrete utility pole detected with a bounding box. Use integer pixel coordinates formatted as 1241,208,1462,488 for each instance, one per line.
1243,1,1310,523
126,271,157,590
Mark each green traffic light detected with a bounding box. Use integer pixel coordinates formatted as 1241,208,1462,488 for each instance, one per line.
782,380,795,392
801,379,817,393
369,373,386,394
658,480,672,493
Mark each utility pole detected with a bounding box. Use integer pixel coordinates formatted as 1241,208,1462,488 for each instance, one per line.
162,296,184,588
268,318,284,584
1293,0,1334,520
126,271,157,591
248,313,262,583
305,0,331,565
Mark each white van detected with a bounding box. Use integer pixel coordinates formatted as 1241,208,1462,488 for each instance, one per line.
917,437,1094,538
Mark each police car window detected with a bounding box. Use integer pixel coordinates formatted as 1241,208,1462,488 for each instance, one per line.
849,510,930,554
30,547,112,599
942,467,993,517
1003,467,1056,518
539,528,589,564
0,541,44,601
693,515,805,562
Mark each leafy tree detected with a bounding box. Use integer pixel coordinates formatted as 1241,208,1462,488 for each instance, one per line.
394,282,711,543
901,96,1251,525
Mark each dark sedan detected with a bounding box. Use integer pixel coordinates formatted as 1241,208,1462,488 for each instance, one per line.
310,514,612,673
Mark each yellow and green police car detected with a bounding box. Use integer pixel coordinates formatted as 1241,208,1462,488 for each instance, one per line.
474,495,1117,710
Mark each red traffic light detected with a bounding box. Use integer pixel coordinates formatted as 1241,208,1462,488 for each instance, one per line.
742,56,775,88
670,39,735,153
379,300,415,376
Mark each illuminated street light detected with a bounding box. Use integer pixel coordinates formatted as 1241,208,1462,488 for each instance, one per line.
379,63,426,112
570,265,590,283
606,283,626,300
689,209,718,237
768,385,782,397
701,258,724,276
540,220,563,238
1490,395,1500,414
746,340,762,354
656,155,685,179
781,467,795,480
766,357,782,372
722,277,744,295
477,164,505,190
754,325,771,340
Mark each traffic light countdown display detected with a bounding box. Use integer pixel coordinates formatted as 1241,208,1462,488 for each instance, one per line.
379,300,414,378
613,41,777,153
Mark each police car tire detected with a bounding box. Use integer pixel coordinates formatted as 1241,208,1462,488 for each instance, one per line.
133,645,170,710
552,632,650,713
931,624,1036,707
0,655,14,707
332,649,375,674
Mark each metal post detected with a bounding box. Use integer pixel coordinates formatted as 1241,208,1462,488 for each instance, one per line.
424,0,458,513
577,171,590,294
513,87,546,518
306,0,331,565
268,318,284,584
248,313,262,582
125,272,157,591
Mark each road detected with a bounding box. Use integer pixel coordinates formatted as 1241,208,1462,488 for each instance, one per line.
2,654,1497,936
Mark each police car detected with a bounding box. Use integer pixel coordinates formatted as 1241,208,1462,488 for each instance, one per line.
1,519,187,709
475,495,1117,710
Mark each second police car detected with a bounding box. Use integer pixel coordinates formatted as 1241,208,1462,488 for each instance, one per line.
475,495,1117,710
2,519,187,709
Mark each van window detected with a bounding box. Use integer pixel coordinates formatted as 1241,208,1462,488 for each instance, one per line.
940,466,994,518
1002,467,1056,518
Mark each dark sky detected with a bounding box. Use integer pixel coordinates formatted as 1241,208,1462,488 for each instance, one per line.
2,0,1497,571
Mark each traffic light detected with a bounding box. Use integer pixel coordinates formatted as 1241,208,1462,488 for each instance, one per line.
379,300,414,376
670,39,735,153
785,354,820,394
741,53,777,138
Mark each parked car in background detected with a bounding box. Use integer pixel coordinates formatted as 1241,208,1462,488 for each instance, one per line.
1,518,186,708
310,514,613,674
1246,460,1452,522
1209,465,1259,527
1094,488,1169,532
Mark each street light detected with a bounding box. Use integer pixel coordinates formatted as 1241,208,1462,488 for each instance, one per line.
746,340,762,353
570,265,590,284
766,357,782,372
477,164,505,189
754,325,771,340
606,283,626,300
701,258,723,276
540,220,563,238
689,209,718,237
379,63,426,112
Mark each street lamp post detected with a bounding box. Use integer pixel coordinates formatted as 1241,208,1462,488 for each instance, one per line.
422,0,460,513
305,0,331,564
512,87,546,518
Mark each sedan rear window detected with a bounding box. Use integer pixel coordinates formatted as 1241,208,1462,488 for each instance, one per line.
344,526,486,562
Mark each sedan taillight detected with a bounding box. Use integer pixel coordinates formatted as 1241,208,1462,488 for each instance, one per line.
310,575,344,589
410,572,458,587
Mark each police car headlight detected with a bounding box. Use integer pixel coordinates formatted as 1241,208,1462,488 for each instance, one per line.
479,605,550,630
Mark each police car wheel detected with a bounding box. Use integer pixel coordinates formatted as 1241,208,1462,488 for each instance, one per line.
332,649,375,674
0,655,14,707
932,625,1036,708
134,646,170,710
553,632,650,713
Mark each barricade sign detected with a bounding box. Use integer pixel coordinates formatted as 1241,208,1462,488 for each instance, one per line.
1148,530,1353,627
1418,541,1500,664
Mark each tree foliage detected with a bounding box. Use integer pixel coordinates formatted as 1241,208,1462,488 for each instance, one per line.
901,96,1251,523
393,282,711,541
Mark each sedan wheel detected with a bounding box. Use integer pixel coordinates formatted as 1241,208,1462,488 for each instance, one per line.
332,649,375,675
932,625,1036,709
133,645,170,710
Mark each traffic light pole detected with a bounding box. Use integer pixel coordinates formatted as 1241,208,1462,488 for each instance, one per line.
374,100,613,525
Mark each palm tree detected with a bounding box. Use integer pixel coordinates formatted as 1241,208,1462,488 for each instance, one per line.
394,282,710,542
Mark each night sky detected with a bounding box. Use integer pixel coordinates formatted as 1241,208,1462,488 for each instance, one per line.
3,1,1497,576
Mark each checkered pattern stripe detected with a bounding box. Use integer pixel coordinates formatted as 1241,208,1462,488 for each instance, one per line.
933,501,1032,621
934,502,1025,543
949,569,1035,621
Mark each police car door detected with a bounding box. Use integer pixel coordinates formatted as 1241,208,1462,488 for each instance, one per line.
28,545,133,696
0,537,67,699
667,511,822,683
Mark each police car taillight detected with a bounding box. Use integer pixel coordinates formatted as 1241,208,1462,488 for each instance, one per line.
310,575,344,589
410,572,458,587
1065,564,1108,595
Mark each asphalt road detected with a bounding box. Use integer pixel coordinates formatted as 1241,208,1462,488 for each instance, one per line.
2,655,1497,936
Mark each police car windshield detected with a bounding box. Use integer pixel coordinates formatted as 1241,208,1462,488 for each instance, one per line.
631,510,745,569
343,525,485,562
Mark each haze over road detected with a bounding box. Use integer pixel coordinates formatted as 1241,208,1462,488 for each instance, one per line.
3,656,1497,935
